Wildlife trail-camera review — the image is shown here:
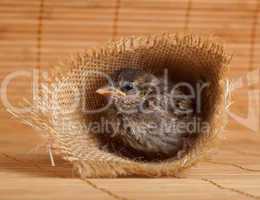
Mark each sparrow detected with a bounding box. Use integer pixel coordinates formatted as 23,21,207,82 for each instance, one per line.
96,68,195,160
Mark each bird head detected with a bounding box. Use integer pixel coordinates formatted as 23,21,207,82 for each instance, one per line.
96,69,159,113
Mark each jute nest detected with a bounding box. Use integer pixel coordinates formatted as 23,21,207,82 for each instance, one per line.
14,33,230,178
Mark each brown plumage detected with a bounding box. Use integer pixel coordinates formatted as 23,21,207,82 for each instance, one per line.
96,68,195,160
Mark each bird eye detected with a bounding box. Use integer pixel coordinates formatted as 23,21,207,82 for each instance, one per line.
121,81,134,91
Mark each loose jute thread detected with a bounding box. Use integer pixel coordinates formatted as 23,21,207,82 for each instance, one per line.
1,152,130,200
3,152,260,200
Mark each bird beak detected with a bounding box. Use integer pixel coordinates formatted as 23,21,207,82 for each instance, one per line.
96,86,126,97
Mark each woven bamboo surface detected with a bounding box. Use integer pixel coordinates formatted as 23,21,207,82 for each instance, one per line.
0,0,259,199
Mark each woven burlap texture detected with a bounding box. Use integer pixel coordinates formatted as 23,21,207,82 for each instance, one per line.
15,33,230,178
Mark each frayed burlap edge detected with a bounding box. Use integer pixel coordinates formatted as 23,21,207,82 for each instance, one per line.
9,33,231,178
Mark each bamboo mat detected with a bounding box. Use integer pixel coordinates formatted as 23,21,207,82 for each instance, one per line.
0,0,259,199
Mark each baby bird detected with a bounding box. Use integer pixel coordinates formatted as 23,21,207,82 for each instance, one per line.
96,68,194,159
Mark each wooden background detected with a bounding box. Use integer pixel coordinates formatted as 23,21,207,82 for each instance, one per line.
0,0,259,199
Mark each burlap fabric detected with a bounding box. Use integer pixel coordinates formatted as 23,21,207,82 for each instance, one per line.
16,33,230,177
